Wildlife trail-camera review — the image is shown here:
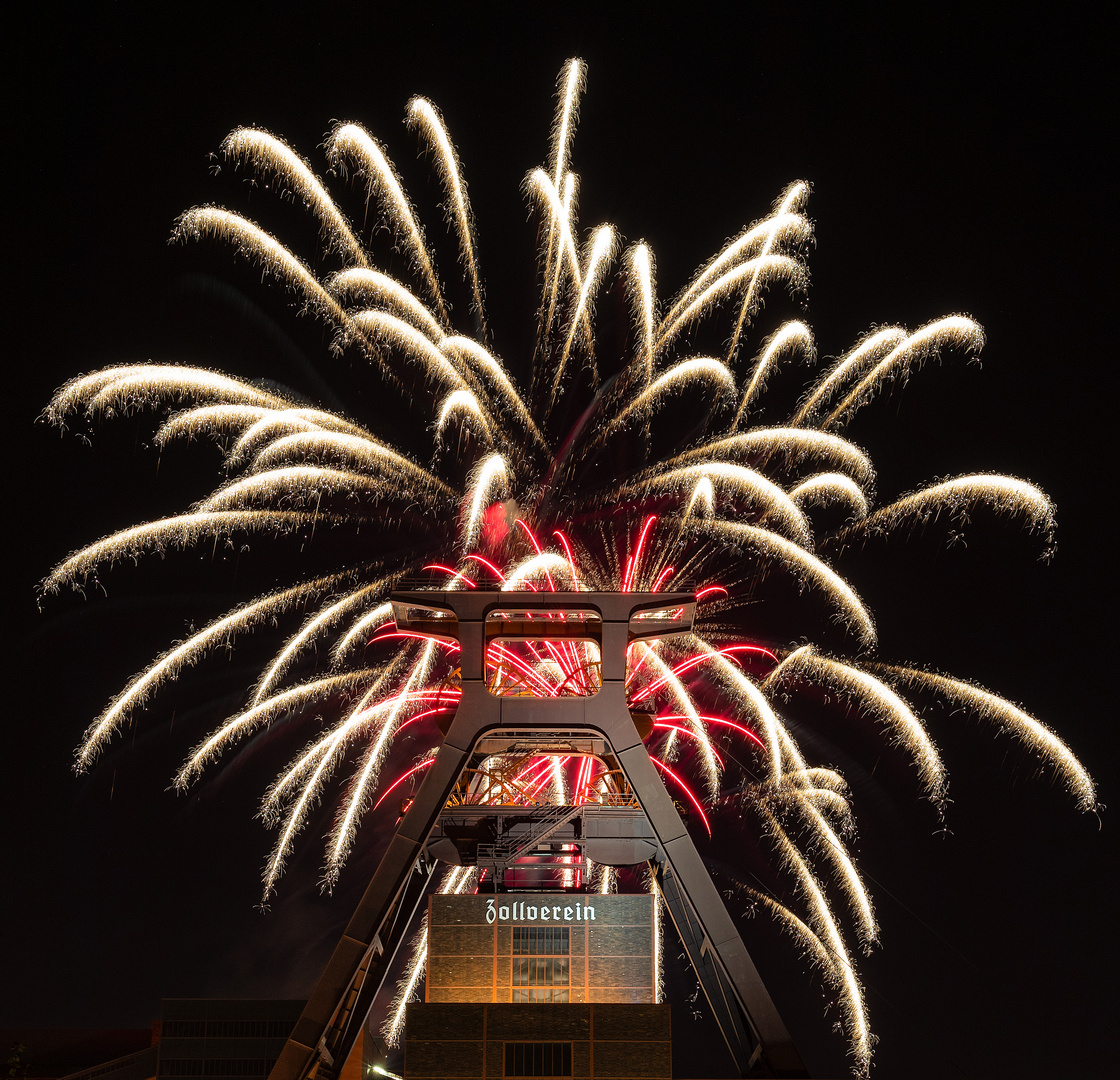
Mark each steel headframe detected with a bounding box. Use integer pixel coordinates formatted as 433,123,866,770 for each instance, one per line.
267,590,808,1080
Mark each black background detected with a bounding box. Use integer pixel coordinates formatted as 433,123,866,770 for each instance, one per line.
2,4,1116,1078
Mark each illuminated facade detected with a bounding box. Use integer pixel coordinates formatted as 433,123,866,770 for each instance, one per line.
402,1003,670,1080
426,893,656,1004
405,893,668,1079
273,592,806,1080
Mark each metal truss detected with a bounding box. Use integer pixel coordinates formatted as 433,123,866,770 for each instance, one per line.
268,591,807,1080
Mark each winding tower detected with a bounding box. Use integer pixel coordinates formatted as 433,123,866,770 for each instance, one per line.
267,590,808,1080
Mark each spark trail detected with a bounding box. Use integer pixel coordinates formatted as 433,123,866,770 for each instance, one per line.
42,61,1094,1074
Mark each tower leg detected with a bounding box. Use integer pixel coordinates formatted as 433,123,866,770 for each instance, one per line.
270,641,806,1079
270,715,484,1080
612,736,807,1078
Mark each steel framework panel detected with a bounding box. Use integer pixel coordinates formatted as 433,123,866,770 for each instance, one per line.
268,591,807,1080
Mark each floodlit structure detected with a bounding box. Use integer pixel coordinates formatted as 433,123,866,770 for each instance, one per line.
269,590,807,1080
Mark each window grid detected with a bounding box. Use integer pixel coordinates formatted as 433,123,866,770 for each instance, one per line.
511,989,570,1004
161,1021,294,1039
512,957,570,986
503,1043,572,1077
512,927,569,955
158,1061,277,1077
512,925,571,1002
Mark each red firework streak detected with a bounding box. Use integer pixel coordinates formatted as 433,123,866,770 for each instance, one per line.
373,516,771,860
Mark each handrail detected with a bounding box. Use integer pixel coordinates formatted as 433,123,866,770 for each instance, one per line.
476,803,584,863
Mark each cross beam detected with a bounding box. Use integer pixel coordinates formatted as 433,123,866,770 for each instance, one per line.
267,591,807,1080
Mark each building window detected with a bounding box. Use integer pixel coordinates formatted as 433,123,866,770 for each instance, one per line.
512,958,570,987
513,927,569,955
504,1043,572,1077
158,1061,275,1077
161,1021,294,1039
512,925,570,1002
511,989,570,1003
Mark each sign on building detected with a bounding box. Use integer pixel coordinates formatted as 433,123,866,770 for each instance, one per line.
427,893,656,1005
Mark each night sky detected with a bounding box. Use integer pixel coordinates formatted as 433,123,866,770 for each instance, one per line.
3,5,1116,1078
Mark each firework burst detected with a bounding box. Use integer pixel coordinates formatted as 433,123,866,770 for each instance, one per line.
42,59,1094,1074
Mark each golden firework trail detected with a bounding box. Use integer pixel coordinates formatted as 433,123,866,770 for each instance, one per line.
41,60,1096,1074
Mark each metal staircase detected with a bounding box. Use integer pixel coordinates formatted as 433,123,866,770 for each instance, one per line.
475,802,583,864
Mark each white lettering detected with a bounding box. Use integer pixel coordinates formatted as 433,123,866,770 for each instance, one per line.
478,897,604,923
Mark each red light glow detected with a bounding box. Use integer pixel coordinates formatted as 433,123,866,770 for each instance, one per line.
659,713,767,753
422,564,477,588
373,757,435,811
465,553,507,582
552,530,580,590
695,585,729,601
652,722,725,766
649,756,711,835
622,514,658,592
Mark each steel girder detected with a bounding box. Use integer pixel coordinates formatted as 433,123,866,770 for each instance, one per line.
267,591,807,1080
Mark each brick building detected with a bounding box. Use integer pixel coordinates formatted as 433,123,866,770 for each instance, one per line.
43,1002,307,1080
403,892,670,1080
